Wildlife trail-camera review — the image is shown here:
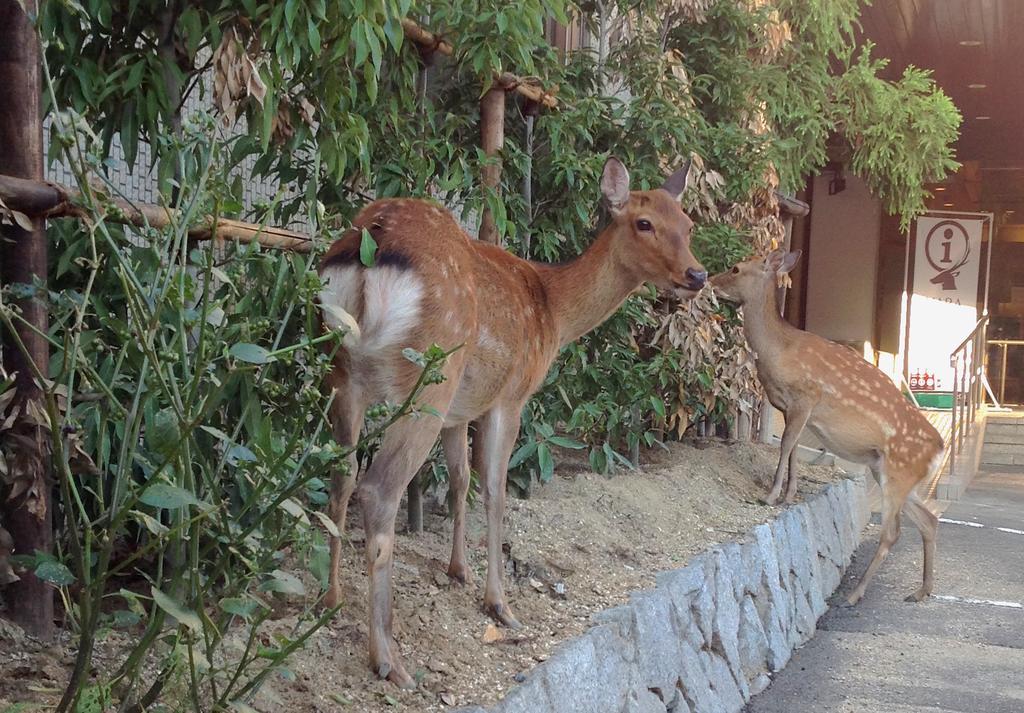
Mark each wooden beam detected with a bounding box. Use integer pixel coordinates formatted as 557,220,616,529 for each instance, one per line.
0,0,54,641
401,18,454,56
401,19,559,108
0,174,314,252
496,72,558,109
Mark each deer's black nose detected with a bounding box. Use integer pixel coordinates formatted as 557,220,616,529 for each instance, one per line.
685,268,708,289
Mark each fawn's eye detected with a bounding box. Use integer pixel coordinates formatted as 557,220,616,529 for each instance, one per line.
732,266,740,274
636,219,653,232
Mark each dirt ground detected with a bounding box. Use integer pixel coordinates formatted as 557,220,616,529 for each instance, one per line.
0,440,846,712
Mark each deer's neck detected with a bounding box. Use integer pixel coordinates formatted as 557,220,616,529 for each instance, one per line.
741,284,796,359
537,230,638,347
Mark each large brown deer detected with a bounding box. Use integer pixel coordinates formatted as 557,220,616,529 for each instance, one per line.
711,249,941,606
317,157,706,687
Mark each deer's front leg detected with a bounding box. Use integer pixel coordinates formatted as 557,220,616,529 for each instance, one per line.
766,403,812,505
473,404,523,628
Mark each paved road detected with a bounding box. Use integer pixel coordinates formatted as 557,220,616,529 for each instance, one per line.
747,469,1024,713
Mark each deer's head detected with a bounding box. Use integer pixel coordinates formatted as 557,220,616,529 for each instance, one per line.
711,248,802,305
600,157,706,299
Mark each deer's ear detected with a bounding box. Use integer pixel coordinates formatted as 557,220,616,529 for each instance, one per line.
660,159,692,200
763,248,787,272
779,250,802,274
601,157,630,214
764,249,801,274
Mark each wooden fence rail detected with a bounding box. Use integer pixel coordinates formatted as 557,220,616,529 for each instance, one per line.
0,174,314,252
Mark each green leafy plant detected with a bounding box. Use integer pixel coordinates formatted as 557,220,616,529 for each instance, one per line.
0,106,452,711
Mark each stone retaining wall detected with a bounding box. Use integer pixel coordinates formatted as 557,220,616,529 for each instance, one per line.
459,474,870,713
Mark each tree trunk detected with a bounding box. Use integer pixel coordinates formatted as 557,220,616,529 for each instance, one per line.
0,0,54,640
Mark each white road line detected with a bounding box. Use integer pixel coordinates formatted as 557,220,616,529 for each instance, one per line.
939,517,985,528
933,594,1024,610
937,517,1024,535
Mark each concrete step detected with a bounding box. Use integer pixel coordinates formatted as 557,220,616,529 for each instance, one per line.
981,451,1024,467
985,422,1024,438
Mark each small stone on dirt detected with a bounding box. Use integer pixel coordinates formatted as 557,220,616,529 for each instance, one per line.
482,624,503,644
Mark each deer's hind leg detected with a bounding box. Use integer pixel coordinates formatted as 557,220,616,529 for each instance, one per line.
359,362,463,689
324,369,368,610
902,490,938,602
442,422,473,584
846,458,916,606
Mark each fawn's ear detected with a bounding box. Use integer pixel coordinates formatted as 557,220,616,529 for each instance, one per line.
765,249,801,274
779,249,802,274
763,248,787,273
660,159,692,200
601,157,631,214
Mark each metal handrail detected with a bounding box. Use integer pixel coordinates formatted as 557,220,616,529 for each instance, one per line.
987,339,1024,405
948,315,989,477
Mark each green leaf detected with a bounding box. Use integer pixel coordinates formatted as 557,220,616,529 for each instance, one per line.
111,609,142,628
536,442,554,482
359,228,377,267
34,561,76,586
147,408,180,455
229,343,273,364
313,510,341,537
131,510,169,536
151,586,203,633
547,435,586,450
260,569,305,595
307,16,321,54
140,483,202,510
220,596,261,620
508,440,537,469
649,396,666,419
279,497,310,525
226,444,258,465
382,16,404,52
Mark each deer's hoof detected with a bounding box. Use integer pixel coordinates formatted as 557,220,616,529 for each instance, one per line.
323,588,343,611
375,658,416,690
486,601,523,629
446,563,474,586
904,589,930,603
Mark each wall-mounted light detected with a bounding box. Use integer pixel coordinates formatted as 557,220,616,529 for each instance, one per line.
959,40,983,47
943,202,955,207
975,116,992,120
968,83,987,90
934,186,947,192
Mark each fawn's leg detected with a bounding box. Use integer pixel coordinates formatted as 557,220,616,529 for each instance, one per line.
902,490,938,602
767,403,811,505
846,460,910,606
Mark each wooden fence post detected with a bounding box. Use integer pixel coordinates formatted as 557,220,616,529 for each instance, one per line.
0,0,54,640
478,85,506,245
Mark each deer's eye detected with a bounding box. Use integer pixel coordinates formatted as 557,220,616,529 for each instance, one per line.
636,219,653,232
732,266,740,274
